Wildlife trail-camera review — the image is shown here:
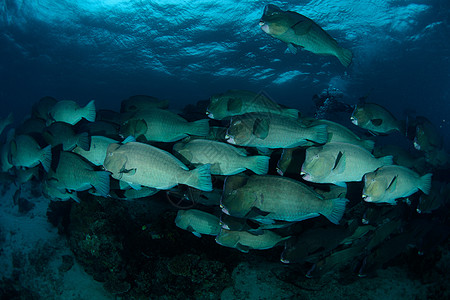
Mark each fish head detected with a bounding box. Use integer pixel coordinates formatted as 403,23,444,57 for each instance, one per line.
207,93,227,120
221,175,253,217
351,106,370,127
259,4,291,36
301,147,332,182
226,117,253,145
103,144,126,176
215,229,240,248
362,172,388,202
120,119,147,139
174,210,188,229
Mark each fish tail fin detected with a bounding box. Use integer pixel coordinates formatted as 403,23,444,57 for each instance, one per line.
361,139,375,152
337,47,353,67
39,145,52,172
247,155,270,175
77,132,91,151
284,108,300,119
310,124,328,144
185,164,212,191
419,173,432,195
187,119,210,137
378,155,393,166
91,170,110,196
83,100,96,122
323,198,349,225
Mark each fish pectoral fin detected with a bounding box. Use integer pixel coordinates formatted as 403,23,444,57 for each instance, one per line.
334,182,347,188
227,97,243,113
246,207,271,218
192,232,202,238
253,118,270,139
285,43,298,54
370,119,383,126
120,167,136,175
236,243,250,253
291,17,313,35
186,226,202,238
128,182,142,190
332,151,346,174
386,175,398,192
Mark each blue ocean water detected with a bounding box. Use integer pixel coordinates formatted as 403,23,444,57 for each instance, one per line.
1,1,449,299
1,0,449,131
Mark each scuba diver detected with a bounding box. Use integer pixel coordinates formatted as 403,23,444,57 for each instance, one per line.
313,88,353,119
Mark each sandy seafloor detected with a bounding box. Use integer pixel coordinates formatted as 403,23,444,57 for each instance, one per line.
0,181,446,300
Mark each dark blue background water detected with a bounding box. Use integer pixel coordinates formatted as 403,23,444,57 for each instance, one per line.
1,0,449,142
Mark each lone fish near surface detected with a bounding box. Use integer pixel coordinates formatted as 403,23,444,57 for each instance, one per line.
259,4,353,67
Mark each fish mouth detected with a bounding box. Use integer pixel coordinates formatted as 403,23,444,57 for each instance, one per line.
206,111,214,119
300,171,311,181
221,206,230,215
259,20,265,26
362,194,372,202
350,117,358,125
225,135,236,145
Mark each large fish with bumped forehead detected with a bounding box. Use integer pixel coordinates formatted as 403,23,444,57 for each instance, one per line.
48,100,96,125
175,209,221,238
221,175,348,224
363,165,432,205
301,142,393,186
9,134,52,172
173,138,269,175
207,89,299,120
48,151,110,197
226,112,328,149
120,108,209,142
259,4,353,67
103,141,212,191
215,228,290,253
351,103,403,135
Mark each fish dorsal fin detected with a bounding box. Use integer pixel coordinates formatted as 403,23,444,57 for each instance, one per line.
386,175,397,192
291,16,313,35
227,98,243,113
253,118,270,139
332,151,346,174
371,119,383,126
